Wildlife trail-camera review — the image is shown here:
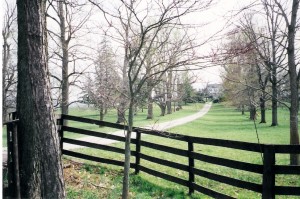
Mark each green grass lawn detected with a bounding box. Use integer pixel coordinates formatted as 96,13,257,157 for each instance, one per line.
63,103,203,139
66,103,300,199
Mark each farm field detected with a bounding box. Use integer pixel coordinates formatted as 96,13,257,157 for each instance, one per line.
64,103,300,199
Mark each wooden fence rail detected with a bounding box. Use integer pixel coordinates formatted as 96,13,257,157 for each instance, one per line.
58,114,300,198
5,113,300,199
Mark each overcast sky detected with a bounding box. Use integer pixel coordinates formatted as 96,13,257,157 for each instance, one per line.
0,0,252,93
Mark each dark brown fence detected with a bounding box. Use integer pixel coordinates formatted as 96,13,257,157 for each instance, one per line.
4,113,300,199
58,114,300,199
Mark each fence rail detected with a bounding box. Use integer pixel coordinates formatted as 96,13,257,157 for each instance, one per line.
58,114,300,198
5,113,300,199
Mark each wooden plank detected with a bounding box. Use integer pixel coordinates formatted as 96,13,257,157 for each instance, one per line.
274,145,300,154
191,152,263,174
135,130,141,175
62,150,136,168
138,165,189,187
139,153,188,171
191,183,235,199
192,168,262,193
188,141,195,195
274,165,300,174
135,128,187,142
62,114,127,130
62,126,126,142
136,128,262,152
274,186,300,195
191,137,262,152
140,140,188,156
62,138,133,155
262,145,275,199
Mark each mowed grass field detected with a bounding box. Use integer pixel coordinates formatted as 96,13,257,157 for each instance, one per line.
2,103,203,146
64,103,300,199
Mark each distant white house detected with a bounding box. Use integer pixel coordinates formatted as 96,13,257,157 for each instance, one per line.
206,83,223,98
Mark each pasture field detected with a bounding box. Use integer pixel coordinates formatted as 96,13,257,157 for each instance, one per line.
65,103,300,199
2,103,203,146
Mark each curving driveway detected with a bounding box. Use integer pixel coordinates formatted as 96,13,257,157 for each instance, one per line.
63,103,212,150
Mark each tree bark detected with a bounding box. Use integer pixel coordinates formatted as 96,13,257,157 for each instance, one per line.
99,103,104,121
166,71,173,114
58,1,69,121
249,105,256,120
147,98,153,119
287,0,300,165
159,103,166,116
122,99,134,199
17,0,65,198
2,37,9,122
271,70,278,126
260,96,266,123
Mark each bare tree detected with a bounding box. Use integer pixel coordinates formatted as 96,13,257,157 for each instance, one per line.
47,0,92,115
82,38,120,121
240,2,288,126
17,0,65,197
221,30,261,120
2,0,17,122
274,0,300,165
89,0,214,198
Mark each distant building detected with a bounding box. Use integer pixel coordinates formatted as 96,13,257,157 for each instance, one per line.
206,83,223,99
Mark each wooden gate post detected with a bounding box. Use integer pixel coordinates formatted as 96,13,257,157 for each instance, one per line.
12,122,21,199
6,122,14,197
188,139,195,195
57,115,64,152
135,129,141,175
262,145,275,199
6,121,21,199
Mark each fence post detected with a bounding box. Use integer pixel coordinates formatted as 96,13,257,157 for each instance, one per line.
188,139,195,195
135,129,141,175
6,122,14,197
12,122,21,199
57,116,64,153
262,145,275,199
6,121,21,198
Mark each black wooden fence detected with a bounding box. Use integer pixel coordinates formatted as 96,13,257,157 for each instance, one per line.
4,113,300,199
58,114,300,199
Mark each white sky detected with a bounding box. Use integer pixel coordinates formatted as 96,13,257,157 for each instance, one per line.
0,0,253,98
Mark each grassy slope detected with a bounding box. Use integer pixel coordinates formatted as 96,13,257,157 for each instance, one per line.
67,103,299,199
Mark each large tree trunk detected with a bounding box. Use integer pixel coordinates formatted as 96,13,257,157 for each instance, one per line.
271,73,278,126
146,78,153,119
17,0,65,198
159,103,166,116
287,0,300,165
249,105,256,121
99,103,104,121
166,71,172,114
166,100,172,114
117,100,126,123
260,96,266,123
147,98,153,119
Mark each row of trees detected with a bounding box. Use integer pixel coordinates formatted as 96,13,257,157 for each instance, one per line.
81,38,199,122
3,0,299,198
3,0,214,198
221,0,299,165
